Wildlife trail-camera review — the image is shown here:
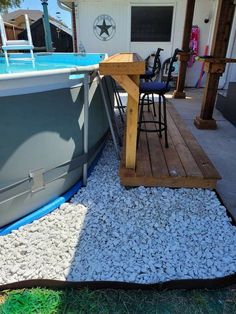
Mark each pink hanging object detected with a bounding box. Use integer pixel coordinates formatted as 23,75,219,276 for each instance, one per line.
188,26,200,67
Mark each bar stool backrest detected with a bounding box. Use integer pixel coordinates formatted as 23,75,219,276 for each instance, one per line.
165,48,181,89
146,47,164,80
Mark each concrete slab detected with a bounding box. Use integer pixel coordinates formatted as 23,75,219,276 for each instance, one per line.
169,88,236,219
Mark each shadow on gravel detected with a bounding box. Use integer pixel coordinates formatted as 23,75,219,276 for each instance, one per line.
64,149,236,290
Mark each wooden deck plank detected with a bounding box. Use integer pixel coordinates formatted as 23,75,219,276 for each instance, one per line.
143,110,169,177
135,135,146,177
166,108,203,178
167,103,221,179
157,108,187,178
136,129,152,178
120,175,217,188
149,103,186,178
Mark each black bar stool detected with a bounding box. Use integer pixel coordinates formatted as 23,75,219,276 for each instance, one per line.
137,48,181,148
140,47,163,82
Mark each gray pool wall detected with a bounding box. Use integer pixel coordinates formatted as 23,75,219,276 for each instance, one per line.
0,76,112,227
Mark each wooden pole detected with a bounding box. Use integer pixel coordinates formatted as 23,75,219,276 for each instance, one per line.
194,0,235,129
72,2,78,53
41,0,53,52
173,0,195,99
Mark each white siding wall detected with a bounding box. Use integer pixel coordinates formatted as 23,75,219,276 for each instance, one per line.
75,0,218,86
77,0,129,54
186,0,217,87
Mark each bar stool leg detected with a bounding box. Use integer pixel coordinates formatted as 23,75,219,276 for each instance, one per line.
113,79,125,113
111,78,124,123
162,95,169,148
152,93,156,117
158,94,162,138
137,93,146,147
147,94,151,112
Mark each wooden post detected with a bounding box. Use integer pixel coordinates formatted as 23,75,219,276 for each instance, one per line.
100,53,145,169
72,2,78,53
41,0,53,52
112,74,140,168
125,75,139,168
173,0,195,99
194,0,235,129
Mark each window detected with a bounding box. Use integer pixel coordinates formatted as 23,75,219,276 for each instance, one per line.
131,6,174,42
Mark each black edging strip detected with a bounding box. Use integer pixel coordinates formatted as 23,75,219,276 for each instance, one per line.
0,274,236,292
214,189,236,226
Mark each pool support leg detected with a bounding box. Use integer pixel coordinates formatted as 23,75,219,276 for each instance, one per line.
83,73,89,186
97,73,121,160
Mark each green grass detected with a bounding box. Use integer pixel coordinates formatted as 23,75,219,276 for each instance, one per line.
0,287,236,314
0,288,62,314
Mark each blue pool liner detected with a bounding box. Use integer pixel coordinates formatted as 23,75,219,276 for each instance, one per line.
0,146,105,236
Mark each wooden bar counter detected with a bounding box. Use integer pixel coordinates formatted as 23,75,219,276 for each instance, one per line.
100,53,145,169
100,54,221,189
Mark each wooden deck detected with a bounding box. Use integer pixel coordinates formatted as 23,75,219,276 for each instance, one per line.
119,102,221,188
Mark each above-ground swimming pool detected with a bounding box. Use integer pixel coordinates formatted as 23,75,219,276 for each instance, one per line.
0,53,112,230
0,53,105,73
0,53,106,96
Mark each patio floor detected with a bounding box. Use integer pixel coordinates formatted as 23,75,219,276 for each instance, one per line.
120,101,221,189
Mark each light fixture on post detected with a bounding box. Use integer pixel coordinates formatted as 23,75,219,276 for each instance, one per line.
56,12,62,38
41,0,53,52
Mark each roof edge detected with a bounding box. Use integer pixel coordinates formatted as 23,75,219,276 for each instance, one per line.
57,0,73,11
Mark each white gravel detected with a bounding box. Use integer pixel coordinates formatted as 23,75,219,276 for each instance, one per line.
0,140,236,285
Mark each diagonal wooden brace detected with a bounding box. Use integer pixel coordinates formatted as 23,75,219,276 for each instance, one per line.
112,75,139,101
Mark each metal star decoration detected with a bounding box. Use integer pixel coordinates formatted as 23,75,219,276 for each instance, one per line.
97,19,112,36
